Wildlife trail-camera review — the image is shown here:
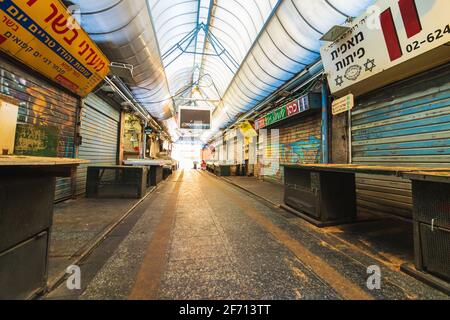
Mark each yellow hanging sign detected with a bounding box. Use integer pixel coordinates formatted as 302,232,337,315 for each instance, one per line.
239,121,257,138
0,0,110,97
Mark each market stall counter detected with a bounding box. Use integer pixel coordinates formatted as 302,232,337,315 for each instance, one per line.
282,164,450,294
0,155,88,299
123,159,164,187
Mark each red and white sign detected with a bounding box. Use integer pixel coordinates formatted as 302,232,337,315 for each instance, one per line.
286,100,300,117
320,0,450,95
255,117,265,130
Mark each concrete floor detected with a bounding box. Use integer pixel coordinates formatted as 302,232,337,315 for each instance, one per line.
45,170,449,300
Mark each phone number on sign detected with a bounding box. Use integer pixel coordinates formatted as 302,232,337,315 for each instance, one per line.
406,24,450,53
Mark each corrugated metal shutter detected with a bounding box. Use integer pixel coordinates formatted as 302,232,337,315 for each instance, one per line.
352,63,450,219
75,94,120,196
0,57,79,202
263,128,282,184
236,135,244,164
226,138,234,163
224,130,240,164
262,113,322,184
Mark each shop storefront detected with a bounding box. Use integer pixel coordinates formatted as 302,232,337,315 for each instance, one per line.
0,0,111,201
321,0,450,219
224,129,238,166
0,55,80,201
255,89,324,184
123,113,144,160
75,93,121,196
351,63,450,218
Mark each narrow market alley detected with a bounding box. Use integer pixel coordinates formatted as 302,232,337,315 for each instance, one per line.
0,0,449,307
45,169,447,300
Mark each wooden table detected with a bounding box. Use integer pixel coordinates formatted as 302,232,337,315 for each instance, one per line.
0,156,87,300
284,163,450,175
0,155,88,176
282,164,450,293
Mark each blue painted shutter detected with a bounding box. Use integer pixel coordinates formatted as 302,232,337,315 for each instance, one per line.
352,63,450,218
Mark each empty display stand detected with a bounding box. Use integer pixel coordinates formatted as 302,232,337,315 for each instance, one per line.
123,159,164,187
281,164,450,293
283,165,357,227
86,165,148,199
163,166,172,180
401,171,450,294
0,155,87,299
214,164,231,176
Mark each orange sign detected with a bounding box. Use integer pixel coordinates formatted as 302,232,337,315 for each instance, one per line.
0,0,110,97
332,94,354,116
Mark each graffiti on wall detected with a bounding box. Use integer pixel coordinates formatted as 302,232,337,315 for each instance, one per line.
0,66,77,157
280,135,321,164
14,123,59,156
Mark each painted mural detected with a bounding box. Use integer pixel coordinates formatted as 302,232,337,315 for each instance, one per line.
260,114,322,183
280,135,321,164
0,59,79,200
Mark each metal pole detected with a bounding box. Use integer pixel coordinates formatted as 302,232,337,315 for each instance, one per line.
142,120,148,159
348,109,352,164
321,80,329,164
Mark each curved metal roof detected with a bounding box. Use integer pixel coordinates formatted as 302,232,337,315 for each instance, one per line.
73,0,374,142
73,0,173,119
202,0,374,142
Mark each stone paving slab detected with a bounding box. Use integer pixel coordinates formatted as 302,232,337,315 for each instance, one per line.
222,176,284,205
47,195,149,289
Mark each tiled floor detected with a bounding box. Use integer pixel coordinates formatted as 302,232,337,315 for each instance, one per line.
44,170,449,300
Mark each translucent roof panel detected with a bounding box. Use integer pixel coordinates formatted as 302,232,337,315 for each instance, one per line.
148,0,199,96
199,0,277,98
73,0,174,120
74,0,375,142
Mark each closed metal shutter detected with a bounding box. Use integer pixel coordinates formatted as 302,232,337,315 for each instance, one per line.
0,57,79,202
263,128,282,184
224,130,240,165
352,63,450,219
226,138,234,163
262,113,322,184
75,94,120,196
236,135,244,164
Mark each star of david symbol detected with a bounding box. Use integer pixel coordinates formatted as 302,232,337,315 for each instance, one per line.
364,58,376,72
335,75,344,87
